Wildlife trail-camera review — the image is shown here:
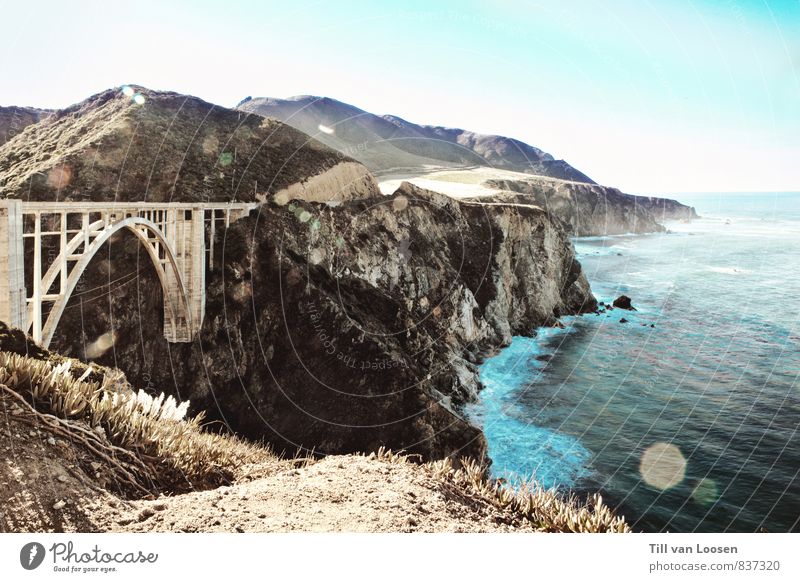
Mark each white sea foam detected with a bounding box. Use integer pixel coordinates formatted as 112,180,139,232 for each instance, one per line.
707,266,750,275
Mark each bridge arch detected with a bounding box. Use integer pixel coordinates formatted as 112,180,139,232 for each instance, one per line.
39,216,192,348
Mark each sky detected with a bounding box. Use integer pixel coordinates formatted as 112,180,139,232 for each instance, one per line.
0,0,798,193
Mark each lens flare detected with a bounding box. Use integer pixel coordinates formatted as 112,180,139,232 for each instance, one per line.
85,331,117,359
121,85,134,97
639,442,686,490
692,478,719,506
317,123,334,135
46,164,72,189
392,195,409,212
132,93,146,105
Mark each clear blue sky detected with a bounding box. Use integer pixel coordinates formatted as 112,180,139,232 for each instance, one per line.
1,0,798,193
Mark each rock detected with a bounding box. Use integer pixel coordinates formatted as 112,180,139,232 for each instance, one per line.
46,437,56,446
612,295,636,310
56,474,68,483
52,500,66,510
137,508,156,521
619,318,629,324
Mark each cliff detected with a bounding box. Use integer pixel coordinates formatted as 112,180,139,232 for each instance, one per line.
41,181,595,461
483,176,695,235
236,95,595,182
630,194,699,221
0,86,596,464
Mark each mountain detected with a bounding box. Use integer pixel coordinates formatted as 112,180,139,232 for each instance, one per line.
236,95,595,183
0,87,378,204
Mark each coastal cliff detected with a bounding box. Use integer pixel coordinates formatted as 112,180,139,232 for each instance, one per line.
484,176,695,235
41,181,595,461
0,86,595,463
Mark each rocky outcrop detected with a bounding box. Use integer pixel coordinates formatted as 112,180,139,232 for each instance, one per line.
0,106,50,146
484,176,673,235
612,295,635,310
0,86,596,464
237,96,594,182
0,86,379,203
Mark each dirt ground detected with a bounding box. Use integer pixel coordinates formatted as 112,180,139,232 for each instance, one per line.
1,394,533,533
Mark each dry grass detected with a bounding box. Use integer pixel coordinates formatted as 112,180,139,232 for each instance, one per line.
0,352,271,494
370,447,631,533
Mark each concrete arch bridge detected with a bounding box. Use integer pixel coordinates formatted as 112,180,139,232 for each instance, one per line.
0,200,255,348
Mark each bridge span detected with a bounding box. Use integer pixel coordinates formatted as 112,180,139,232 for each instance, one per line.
0,200,256,348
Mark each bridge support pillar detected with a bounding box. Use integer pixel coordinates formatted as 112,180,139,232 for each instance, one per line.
0,200,26,331
163,207,206,342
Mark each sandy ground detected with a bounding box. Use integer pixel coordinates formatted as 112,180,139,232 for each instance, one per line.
93,456,531,533
0,394,532,533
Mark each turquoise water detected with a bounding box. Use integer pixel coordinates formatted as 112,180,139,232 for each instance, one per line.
466,192,800,532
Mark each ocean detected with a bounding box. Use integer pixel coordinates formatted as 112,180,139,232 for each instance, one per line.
465,192,800,532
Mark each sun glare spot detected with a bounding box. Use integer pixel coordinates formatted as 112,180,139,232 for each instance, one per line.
317,124,334,135
133,93,146,105
639,442,686,490
85,331,117,359
392,195,409,212
121,85,134,97
46,164,72,189
692,478,719,506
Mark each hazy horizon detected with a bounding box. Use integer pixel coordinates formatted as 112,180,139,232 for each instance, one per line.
1,0,798,194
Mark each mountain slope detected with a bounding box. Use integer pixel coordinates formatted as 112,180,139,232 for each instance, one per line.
236,95,595,182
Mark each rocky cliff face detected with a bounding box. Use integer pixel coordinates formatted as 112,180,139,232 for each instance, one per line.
630,194,699,221
0,86,596,463
484,176,682,235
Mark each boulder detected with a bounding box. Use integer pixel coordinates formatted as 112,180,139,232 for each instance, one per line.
612,295,636,310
